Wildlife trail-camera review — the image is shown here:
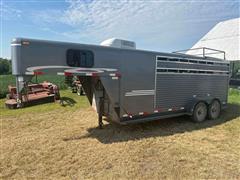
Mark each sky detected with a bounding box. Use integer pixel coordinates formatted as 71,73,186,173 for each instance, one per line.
0,0,239,58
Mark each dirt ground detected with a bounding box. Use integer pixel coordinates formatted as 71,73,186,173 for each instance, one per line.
1,102,240,179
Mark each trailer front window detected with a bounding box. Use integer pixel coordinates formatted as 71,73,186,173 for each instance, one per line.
66,49,94,67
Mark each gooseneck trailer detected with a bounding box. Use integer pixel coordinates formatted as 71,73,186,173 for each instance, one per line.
11,38,230,127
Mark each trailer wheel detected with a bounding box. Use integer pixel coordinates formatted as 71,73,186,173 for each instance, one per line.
208,99,221,120
192,102,207,122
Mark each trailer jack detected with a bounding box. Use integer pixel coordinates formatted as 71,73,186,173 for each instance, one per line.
98,97,104,129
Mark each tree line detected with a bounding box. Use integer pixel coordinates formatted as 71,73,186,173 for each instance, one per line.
0,58,11,75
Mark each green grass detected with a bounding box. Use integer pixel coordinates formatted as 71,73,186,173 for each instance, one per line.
0,90,89,117
0,88,239,118
1,90,240,179
0,75,67,98
228,88,240,104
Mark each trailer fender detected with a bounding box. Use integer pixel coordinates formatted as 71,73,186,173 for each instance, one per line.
186,99,209,115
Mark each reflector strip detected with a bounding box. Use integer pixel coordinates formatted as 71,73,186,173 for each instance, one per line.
34,71,44,75
57,72,64,75
115,72,121,77
128,113,133,118
122,107,187,119
109,72,121,77
22,41,30,45
92,73,98,77
25,72,34,75
11,43,22,46
64,72,73,76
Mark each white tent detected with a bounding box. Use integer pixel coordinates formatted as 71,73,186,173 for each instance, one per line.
187,18,240,61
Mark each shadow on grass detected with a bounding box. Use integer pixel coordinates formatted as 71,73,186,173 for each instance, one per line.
60,97,77,107
63,103,240,143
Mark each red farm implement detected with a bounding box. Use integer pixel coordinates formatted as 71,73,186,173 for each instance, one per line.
5,82,60,109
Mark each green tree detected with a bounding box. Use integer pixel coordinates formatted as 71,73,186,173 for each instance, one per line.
0,58,11,75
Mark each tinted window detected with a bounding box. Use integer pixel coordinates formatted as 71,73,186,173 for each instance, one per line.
66,49,94,67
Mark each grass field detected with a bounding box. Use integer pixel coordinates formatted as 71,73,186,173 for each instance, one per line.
0,89,240,179
0,75,67,98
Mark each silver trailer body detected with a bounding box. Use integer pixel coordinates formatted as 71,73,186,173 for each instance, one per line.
11,38,230,125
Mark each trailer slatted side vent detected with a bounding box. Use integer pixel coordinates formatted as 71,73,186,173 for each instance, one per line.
157,56,229,67
156,68,229,75
189,60,198,63
168,69,178,73
168,58,179,62
179,70,189,73
180,59,188,63
157,69,167,72
157,57,167,61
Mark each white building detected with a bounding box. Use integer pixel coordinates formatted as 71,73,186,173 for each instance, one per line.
188,18,240,61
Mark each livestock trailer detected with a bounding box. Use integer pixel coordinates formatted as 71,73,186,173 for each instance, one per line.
11,38,230,127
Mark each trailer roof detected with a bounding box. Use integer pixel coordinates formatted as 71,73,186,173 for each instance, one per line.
12,37,226,62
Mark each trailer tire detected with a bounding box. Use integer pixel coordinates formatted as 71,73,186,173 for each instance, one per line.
208,99,221,120
192,102,207,122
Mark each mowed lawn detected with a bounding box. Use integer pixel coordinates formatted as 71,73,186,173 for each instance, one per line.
0,89,240,179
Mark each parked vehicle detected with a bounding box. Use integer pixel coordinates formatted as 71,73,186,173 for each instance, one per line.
65,75,85,95
11,38,229,127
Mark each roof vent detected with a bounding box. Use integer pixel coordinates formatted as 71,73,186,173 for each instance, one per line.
100,38,136,49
